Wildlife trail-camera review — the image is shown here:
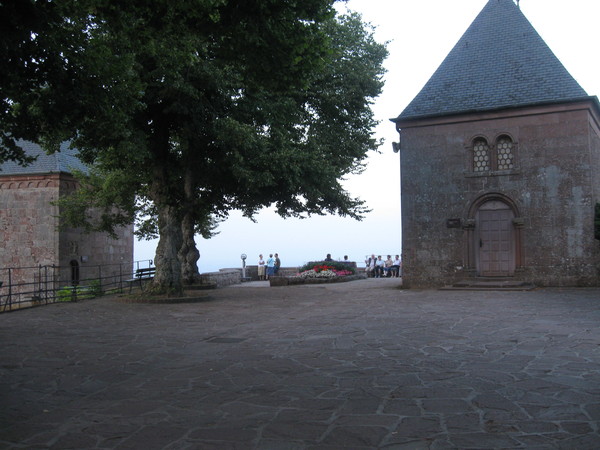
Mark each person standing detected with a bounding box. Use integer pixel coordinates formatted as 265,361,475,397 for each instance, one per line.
266,254,275,280
274,253,281,275
258,254,266,280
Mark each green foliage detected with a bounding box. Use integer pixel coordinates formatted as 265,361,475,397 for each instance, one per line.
55,281,102,302
55,287,75,302
299,260,356,275
0,0,387,289
55,168,137,238
55,285,92,302
88,279,103,297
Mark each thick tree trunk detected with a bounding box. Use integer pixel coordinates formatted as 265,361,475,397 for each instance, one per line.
180,212,200,285
179,165,201,285
152,203,184,294
148,127,184,295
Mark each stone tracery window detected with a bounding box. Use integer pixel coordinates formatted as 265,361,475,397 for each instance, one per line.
496,135,514,170
472,138,490,172
470,134,516,174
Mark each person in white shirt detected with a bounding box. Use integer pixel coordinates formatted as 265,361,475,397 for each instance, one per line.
258,254,266,280
375,255,385,278
392,255,401,278
365,254,376,277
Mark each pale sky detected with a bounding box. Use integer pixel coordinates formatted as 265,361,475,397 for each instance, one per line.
135,0,600,272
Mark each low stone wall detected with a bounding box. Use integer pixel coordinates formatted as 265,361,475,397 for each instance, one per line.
198,267,299,288
245,266,299,279
201,264,365,288
243,265,258,280
198,269,241,288
275,267,300,277
246,264,360,279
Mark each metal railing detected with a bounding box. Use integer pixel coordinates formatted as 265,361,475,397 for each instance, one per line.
0,260,153,313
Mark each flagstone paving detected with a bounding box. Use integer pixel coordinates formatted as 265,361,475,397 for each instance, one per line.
1,279,599,449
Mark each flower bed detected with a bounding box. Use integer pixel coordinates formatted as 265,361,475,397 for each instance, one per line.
297,266,354,279
270,260,364,286
297,261,356,277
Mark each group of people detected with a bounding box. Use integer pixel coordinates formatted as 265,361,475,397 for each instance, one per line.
257,253,401,280
365,254,401,278
257,253,280,280
324,254,351,263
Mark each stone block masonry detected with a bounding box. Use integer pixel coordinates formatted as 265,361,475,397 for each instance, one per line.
0,173,133,287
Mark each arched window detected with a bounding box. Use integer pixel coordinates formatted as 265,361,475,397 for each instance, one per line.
469,134,517,174
472,138,490,172
70,260,80,285
496,135,514,170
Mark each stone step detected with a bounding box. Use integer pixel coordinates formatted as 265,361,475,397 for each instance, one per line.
441,278,536,291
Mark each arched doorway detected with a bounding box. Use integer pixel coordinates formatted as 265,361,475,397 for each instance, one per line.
70,260,80,285
476,200,515,276
466,195,521,277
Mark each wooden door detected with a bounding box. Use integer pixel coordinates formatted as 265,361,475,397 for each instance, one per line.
477,202,514,276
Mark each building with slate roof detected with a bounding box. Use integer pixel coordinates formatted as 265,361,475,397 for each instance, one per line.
392,0,600,287
0,140,133,290
0,141,89,176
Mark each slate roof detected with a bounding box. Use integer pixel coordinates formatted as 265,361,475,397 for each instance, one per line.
0,140,88,176
393,0,590,123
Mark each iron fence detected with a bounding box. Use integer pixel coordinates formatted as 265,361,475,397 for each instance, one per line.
0,260,153,313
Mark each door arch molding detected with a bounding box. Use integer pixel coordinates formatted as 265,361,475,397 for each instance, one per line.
467,193,520,218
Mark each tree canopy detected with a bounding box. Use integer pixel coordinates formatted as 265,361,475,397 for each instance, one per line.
0,0,388,293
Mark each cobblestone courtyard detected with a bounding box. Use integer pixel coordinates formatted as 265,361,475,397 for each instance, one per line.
1,279,600,449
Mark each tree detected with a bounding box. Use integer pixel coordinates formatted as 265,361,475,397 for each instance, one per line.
0,0,387,294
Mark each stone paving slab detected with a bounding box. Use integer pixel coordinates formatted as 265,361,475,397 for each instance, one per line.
1,279,600,448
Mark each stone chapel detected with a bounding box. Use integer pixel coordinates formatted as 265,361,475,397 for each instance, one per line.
392,0,600,288
0,140,133,287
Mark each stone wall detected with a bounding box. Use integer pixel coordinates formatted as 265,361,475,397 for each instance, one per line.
399,100,600,287
199,269,242,288
198,267,302,287
0,175,61,284
196,265,367,288
0,173,133,286
244,266,301,278
56,177,134,284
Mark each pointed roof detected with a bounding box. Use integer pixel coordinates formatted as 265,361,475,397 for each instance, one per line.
393,0,590,123
0,140,88,176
